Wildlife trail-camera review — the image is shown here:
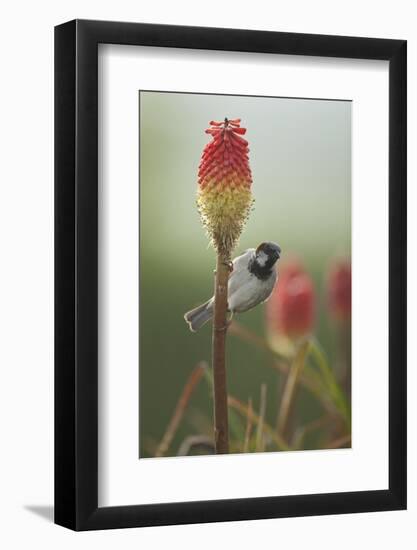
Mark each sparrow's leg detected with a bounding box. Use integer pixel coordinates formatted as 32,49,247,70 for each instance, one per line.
214,261,233,276
222,261,234,272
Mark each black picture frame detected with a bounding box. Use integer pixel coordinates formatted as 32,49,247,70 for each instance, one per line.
55,19,407,531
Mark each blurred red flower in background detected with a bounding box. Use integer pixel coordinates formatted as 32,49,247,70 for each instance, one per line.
266,260,315,340
327,260,351,322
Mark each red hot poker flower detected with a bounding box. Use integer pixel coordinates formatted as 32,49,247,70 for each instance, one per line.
266,260,315,340
197,118,253,256
327,260,351,321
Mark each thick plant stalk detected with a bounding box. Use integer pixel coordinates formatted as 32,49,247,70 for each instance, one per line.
212,253,230,453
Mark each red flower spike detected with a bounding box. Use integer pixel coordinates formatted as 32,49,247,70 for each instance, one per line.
196,118,254,255
197,119,253,193
266,260,315,339
327,260,351,321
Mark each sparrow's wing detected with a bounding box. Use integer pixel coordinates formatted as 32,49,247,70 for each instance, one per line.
228,249,255,296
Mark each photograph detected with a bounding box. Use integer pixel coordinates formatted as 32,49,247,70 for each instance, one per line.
139,90,352,458
0,3,409,544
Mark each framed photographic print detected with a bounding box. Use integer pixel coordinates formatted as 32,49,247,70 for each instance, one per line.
55,19,407,530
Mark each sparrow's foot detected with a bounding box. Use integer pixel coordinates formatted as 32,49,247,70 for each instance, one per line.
222,261,233,272
214,262,233,275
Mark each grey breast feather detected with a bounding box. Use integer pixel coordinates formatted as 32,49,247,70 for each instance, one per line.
228,249,256,296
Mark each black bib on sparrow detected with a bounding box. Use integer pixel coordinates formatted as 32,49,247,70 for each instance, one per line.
249,242,281,280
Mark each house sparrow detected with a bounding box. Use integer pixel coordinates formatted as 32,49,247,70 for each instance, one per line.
184,242,281,332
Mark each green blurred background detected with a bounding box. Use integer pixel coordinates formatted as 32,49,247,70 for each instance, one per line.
139,91,351,457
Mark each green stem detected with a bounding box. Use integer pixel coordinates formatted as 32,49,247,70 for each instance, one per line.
277,340,309,441
309,338,351,429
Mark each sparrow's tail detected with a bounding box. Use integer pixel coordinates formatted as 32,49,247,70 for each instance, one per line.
184,299,213,332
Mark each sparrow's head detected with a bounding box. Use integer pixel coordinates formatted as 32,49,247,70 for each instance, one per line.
250,242,281,280
255,242,281,266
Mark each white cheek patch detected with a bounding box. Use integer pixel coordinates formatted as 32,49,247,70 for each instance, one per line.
257,250,268,266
